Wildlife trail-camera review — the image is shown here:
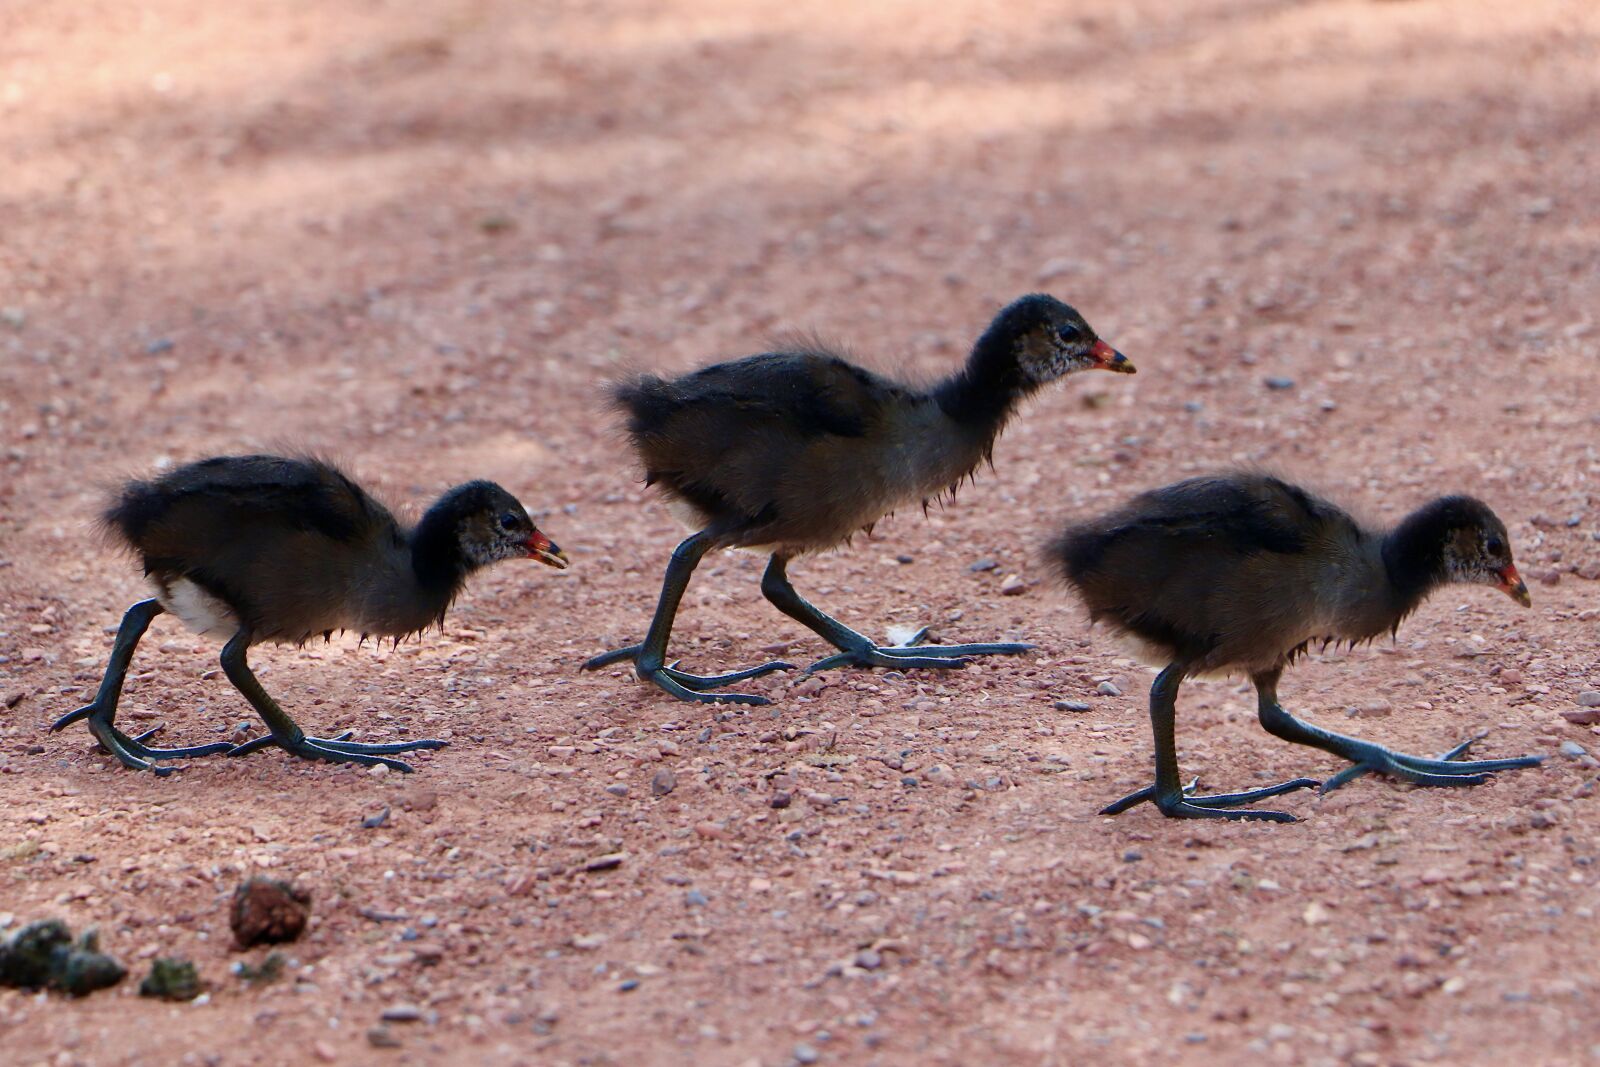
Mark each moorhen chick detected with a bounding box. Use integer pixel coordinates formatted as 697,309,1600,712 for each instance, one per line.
1051,472,1542,821
585,294,1134,705
54,455,568,774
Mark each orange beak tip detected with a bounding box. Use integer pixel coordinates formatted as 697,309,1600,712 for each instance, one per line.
526,534,569,569
1498,565,1531,608
1091,340,1135,374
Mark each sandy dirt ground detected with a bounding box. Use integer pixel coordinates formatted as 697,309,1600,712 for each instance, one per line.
2,0,1599,1064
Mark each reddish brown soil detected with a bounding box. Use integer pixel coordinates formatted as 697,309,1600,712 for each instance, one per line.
2,1,1599,1064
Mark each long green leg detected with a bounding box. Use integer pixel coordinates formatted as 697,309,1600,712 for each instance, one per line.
51,599,232,775
760,555,1033,675
1252,668,1542,793
220,630,443,772
580,531,793,705
1100,663,1316,822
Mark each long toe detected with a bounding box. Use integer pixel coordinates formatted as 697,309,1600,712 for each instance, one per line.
1183,778,1321,808
226,735,279,758
308,736,448,755
1099,785,1158,815
662,660,795,690
293,739,417,772
227,734,426,771
582,644,644,671
1158,799,1298,822
1384,763,1492,788
805,649,971,674
87,721,232,772
85,722,173,775
1101,779,1310,820
126,736,234,759
645,668,772,706
51,704,96,732
1323,756,1488,792
880,641,1034,658
1386,751,1543,774
1321,739,1539,794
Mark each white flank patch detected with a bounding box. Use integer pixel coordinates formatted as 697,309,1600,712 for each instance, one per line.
157,577,238,638
664,496,710,533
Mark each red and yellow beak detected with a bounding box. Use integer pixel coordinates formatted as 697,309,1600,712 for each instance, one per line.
526,530,569,569
1090,339,1135,374
1497,564,1531,608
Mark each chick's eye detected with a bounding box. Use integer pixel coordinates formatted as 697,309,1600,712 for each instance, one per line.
1056,324,1082,344
1486,536,1505,556
498,513,521,531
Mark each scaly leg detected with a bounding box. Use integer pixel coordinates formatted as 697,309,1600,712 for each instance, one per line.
220,631,444,772
580,531,793,705
50,600,232,775
760,554,1033,675
1252,668,1543,793
1100,663,1318,822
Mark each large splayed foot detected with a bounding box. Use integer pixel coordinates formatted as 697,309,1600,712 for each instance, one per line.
581,643,794,706
227,731,447,772
804,626,1034,675
51,705,233,776
1319,735,1544,794
1100,774,1319,823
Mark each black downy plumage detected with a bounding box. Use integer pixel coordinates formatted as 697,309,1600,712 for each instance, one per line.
1051,472,1541,821
55,455,567,774
584,294,1135,705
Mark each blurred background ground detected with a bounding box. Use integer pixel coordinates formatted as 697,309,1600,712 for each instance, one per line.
1,0,1598,1064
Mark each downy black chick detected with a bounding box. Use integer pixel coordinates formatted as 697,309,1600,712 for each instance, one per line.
585,294,1134,705
1052,472,1541,821
55,455,567,774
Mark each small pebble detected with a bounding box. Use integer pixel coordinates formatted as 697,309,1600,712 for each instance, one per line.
380,1004,424,1023
1096,681,1121,697
604,784,630,797
1054,700,1091,712
1560,741,1587,759
651,768,677,796
366,1026,401,1049
1264,376,1295,390
999,574,1026,596
1578,692,1600,708
793,1044,820,1065
139,957,203,1001
968,559,997,573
